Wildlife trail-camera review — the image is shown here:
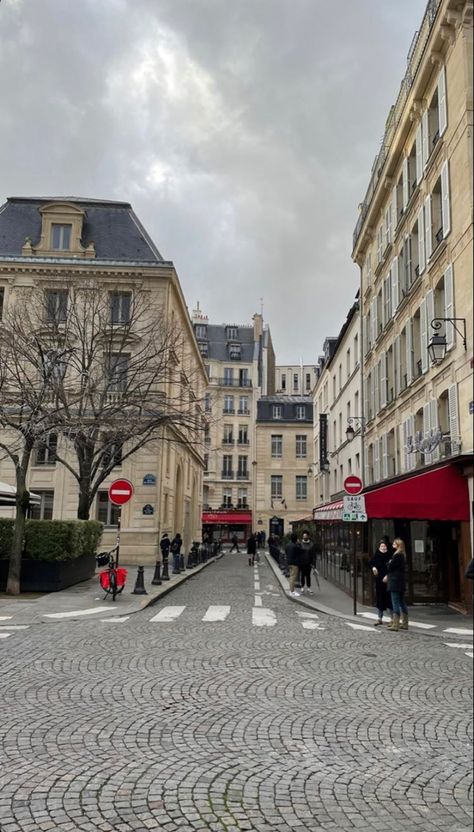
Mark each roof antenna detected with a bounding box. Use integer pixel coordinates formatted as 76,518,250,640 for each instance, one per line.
259,297,264,316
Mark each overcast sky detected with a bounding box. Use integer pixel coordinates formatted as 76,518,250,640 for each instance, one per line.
1,0,426,362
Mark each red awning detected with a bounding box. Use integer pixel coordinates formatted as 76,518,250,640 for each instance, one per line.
313,500,343,521
364,465,470,521
202,512,252,524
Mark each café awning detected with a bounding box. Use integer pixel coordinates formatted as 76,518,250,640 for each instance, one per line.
313,500,343,521
0,481,41,507
364,464,470,521
202,512,252,524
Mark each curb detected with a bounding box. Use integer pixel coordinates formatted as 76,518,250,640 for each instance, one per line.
265,552,472,640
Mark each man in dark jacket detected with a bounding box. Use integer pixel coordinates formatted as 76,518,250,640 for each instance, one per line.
247,533,257,566
299,532,316,594
286,533,302,596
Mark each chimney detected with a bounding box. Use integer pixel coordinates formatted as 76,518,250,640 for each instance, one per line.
253,312,263,339
192,301,208,326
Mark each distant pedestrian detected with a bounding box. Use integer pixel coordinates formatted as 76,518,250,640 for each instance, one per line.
230,534,240,553
384,538,408,631
160,533,170,561
247,533,257,566
368,539,392,626
299,532,316,594
170,533,182,574
261,530,266,547
286,533,302,597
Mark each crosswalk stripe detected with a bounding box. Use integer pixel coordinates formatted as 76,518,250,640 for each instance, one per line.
444,642,473,649
149,605,186,623
347,622,379,632
301,621,325,630
0,625,29,630
0,633,12,639
202,605,230,622
254,596,263,607
296,611,319,619
443,627,474,636
252,608,276,627
44,607,113,619
99,616,130,623
465,652,473,658
0,616,13,621
407,621,436,629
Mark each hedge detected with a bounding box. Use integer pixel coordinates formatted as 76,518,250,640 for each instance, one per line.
0,519,103,562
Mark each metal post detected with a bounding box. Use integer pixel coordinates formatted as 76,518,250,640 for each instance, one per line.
352,525,357,617
115,513,121,567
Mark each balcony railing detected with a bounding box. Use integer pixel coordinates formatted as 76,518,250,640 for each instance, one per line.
221,471,234,479
237,439,249,445
237,408,249,415
237,471,249,480
212,377,252,388
222,438,235,445
223,408,235,415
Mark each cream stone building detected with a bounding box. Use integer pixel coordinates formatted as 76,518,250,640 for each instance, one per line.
255,396,314,538
352,0,473,610
0,197,207,563
192,305,275,543
275,364,318,396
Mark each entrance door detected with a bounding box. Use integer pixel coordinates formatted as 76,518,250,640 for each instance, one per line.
407,520,455,603
270,516,284,539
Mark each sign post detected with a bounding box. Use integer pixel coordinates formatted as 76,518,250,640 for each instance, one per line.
342,479,366,617
108,478,134,567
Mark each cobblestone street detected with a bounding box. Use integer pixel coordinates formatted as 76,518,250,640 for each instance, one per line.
0,554,472,832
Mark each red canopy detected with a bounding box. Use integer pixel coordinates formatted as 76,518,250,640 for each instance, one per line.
202,512,252,524
364,465,469,521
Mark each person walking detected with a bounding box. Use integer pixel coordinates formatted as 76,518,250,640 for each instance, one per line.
369,539,393,626
384,538,408,631
170,533,182,574
299,532,316,594
247,533,257,566
286,533,302,597
230,534,240,553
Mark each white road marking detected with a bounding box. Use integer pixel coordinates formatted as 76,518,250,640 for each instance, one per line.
254,596,263,607
408,621,436,630
296,611,319,619
99,616,130,623
149,605,186,623
254,581,260,591
0,616,13,621
443,628,474,636
301,621,325,630
465,652,473,658
0,625,29,630
44,607,114,619
202,605,231,622
0,633,12,639
252,607,276,627
347,622,379,632
358,612,379,620
444,642,473,650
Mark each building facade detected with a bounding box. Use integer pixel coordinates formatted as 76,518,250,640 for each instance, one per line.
352,0,473,610
275,364,318,396
0,197,207,563
255,396,314,538
193,305,275,543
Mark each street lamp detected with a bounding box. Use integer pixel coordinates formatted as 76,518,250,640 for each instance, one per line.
346,416,366,442
428,317,467,366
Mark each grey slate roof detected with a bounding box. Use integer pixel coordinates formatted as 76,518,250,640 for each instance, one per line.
196,324,256,363
0,197,164,262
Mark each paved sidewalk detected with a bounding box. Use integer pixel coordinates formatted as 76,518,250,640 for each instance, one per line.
266,551,474,639
0,552,225,625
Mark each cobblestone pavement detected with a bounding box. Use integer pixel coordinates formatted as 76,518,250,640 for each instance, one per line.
0,555,472,832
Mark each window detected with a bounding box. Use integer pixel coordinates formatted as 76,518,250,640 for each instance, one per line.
223,424,233,444
228,343,241,360
296,405,306,420
239,368,249,387
281,373,286,391
296,435,307,458
222,488,232,507
204,453,209,472
305,373,311,392
238,488,248,508
110,292,131,325
271,475,282,500
223,368,234,385
296,476,307,501
97,491,120,526
273,405,282,419
338,364,342,391
271,434,283,458
407,140,417,197
106,353,129,392
238,425,248,444
34,433,58,466
237,455,248,478
198,341,208,357
222,455,233,478
195,325,207,339
353,334,358,365
224,395,234,414
0,287,4,320
204,393,211,413
226,326,238,340
30,490,54,520
238,396,249,414
100,440,123,473
346,349,351,379
45,289,68,323
293,373,299,392
51,224,71,250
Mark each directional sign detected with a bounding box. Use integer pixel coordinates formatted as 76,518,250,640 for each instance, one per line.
342,495,367,522
108,478,134,506
344,475,363,495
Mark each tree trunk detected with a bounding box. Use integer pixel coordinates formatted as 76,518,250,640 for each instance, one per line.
7,447,32,595
77,486,90,520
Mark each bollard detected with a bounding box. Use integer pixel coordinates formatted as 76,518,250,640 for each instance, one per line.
161,554,170,581
132,565,148,595
179,553,185,571
172,553,180,575
151,561,162,585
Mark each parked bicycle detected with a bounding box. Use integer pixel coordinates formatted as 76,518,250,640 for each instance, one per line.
96,547,128,601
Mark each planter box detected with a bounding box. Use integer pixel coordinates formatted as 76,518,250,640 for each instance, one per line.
0,553,96,592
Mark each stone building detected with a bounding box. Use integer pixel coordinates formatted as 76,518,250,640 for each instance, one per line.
192,305,275,543
352,0,473,610
0,196,207,563
275,364,318,396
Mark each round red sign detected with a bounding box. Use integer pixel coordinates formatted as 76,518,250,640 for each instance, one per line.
108,478,134,506
343,475,363,495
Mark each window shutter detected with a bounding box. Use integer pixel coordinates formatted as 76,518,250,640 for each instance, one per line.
409,416,416,470
441,160,451,237
370,372,375,420
448,383,459,449
394,334,401,396
372,297,378,343
380,353,387,408
422,110,429,168
438,65,447,136
377,226,383,263
424,195,432,261
391,257,399,312
370,299,375,345
420,297,428,373
382,278,386,327
364,372,370,422
406,319,413,385
423,401,432,465
403,418,409,472
418,205,425,274
391,187,397,234
374,361,380,414
402,157,409,209
382,433,389,479
363,315,369,355
444,263,454,349
374,438,380,482
430,398,440,462
403,234,411,292
416,124,423,182
426,289,435,335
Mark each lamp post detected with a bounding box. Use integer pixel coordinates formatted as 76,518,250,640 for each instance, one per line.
427,317,467,366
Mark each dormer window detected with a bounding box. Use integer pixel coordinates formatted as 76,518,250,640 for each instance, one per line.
226,326,238,340
51,223,72,250
228,342,241,359
198,341,208,357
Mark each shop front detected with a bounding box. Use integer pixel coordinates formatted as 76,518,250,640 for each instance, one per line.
202,510,252,545
313,464,472,612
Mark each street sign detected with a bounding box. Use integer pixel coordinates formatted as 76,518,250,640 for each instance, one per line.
342,495,367,522
344,475,363,495
108,478,134,506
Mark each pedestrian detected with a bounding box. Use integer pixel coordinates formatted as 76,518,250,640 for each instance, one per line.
247,533,257,566
230,533,240,553
261,530,266,547
384,537,408,631
286,533,302,597
299,532,316,594
170,533,182,574
160,532,170,562
368,539,393,626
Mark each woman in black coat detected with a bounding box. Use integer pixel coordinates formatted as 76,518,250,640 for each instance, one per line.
368,540,392,626
384,538,408,632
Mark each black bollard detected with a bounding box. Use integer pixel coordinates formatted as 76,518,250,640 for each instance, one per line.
132,565,148,595
162,555,170,581
179,553,185,571
151,561,162,585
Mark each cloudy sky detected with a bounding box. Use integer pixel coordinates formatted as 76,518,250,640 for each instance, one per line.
1,0,426,362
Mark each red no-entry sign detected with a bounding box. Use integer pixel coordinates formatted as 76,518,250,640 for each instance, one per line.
108,478,134,506
343,475,363,495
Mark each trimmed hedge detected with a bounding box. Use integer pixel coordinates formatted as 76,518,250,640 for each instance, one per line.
0,519,103,562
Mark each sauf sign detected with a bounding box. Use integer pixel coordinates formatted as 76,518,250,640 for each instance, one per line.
342,495,367,523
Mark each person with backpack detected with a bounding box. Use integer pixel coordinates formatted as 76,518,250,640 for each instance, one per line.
170,533,182,574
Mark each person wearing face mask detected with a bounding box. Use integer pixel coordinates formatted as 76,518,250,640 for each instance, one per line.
368,538,392,626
